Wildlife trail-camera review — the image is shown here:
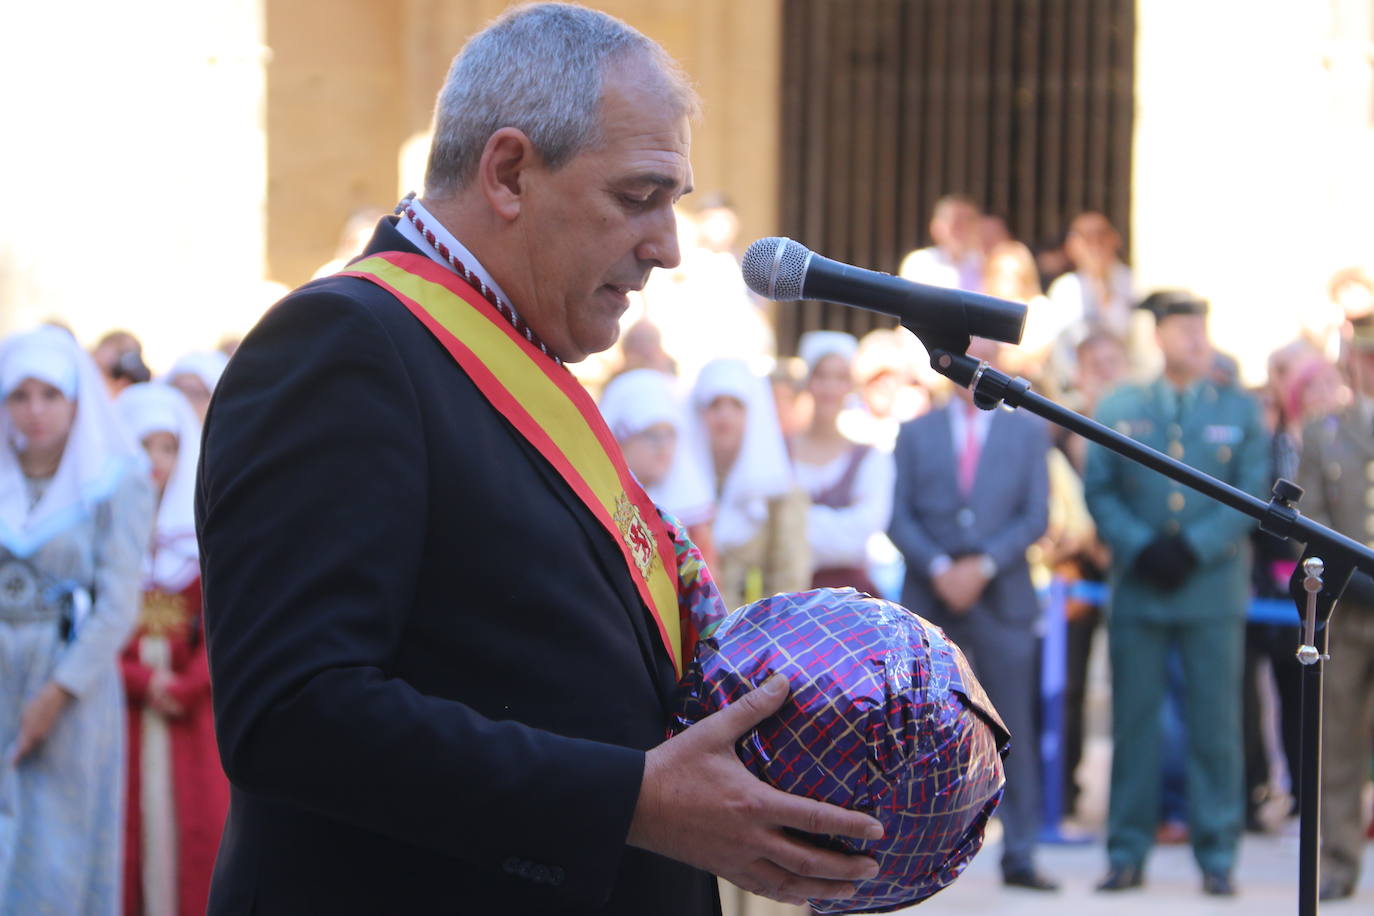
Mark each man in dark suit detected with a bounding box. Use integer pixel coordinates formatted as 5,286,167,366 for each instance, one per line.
196,6,881,915
887,338,1055,891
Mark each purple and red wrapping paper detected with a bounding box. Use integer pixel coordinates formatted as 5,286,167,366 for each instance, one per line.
674,587,1010,914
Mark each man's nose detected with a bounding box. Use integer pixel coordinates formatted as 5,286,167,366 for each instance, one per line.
638,208,682,271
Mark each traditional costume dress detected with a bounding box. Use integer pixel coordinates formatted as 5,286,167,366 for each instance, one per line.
791,332,895,596
115,383,228,916
689,359,810,612
0,327,154,915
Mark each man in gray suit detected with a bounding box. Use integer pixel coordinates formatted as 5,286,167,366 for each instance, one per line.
888,338,1055,891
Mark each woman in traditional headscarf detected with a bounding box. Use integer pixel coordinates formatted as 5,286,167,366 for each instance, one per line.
164,351,229,423
0,326,154,913
790,332,895,596
690,358,809,611
599,369,717,565
115,383,228,916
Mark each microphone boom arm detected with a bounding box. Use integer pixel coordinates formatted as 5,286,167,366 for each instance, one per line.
925,342,1363,916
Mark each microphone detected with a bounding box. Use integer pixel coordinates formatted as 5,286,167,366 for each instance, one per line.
741,237,1027,349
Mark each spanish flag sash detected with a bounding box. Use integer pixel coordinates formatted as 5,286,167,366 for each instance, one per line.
341,251,686,676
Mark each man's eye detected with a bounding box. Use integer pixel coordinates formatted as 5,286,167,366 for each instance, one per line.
620,192,653,208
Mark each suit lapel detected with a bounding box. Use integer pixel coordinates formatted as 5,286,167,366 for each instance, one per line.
509,409,677,705
934,406,963,499
971,408,1004,504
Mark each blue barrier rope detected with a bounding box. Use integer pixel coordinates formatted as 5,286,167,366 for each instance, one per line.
1046,580,1298,626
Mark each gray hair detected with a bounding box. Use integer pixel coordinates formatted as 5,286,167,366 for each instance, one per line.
424,3,697,198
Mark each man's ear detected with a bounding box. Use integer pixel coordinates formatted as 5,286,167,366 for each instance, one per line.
477,127,539,222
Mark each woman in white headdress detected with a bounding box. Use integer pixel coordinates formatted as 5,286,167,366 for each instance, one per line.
690,358,810,611
0,326,154,913
164,351,229,423
115,383,228,916
790,331,895,596
599,369,717,565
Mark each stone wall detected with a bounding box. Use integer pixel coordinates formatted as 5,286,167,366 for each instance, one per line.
265,0,782,286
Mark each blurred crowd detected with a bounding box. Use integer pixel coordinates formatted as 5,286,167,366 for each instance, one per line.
2,193,1372,913
588,194,1374,907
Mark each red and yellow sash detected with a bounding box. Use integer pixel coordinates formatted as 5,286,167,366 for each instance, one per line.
341,252,686,676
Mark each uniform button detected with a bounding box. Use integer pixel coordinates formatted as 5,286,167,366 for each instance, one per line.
957,508,975,527
1217,445,1231,462
1328,463,1343,482
1366,461,1374,482
1168,423,1183,439
1169,492,1185,512
1365,490,1374,510
1166,520,1181,535
1365,516,1374,535
1168,441,1184,459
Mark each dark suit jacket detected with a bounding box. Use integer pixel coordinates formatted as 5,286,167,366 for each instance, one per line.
196,219,720,914
887,403,1049,626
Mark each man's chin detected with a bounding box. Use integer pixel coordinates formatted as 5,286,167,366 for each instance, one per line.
562,323,622,363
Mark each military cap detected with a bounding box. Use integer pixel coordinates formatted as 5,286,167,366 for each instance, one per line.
1137,290,1209,322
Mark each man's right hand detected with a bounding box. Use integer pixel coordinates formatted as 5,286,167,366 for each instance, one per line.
627,674,884,906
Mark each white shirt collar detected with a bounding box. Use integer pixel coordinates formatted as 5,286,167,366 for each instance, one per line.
396,197,515,311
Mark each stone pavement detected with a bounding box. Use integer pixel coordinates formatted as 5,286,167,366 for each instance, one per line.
890,827,1374,915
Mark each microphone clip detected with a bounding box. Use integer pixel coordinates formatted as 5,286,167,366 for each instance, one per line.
928,348,1032,412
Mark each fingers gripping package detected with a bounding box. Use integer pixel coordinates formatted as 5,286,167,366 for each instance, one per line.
674,587,1010,913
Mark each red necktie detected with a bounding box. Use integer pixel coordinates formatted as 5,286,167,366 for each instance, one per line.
958,406,981,496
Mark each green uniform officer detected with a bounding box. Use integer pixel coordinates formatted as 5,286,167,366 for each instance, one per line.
1083,291,1269,897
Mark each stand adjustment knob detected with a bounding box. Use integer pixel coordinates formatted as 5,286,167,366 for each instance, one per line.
1272,478,1304,505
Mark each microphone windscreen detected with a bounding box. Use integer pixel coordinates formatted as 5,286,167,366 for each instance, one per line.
741,237,810,301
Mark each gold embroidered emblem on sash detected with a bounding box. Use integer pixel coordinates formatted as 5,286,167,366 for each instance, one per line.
614,492,657,580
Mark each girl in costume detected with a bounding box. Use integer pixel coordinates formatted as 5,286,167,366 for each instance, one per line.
0,326,153,913
116,383,229,916
164,351,228,424
689,358,809,612
599,368,717,566
789,332,894,596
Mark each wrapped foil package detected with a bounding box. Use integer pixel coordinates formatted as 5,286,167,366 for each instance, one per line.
675,588,1010,913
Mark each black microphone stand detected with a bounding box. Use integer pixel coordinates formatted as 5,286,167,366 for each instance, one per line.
921,339,1372,916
